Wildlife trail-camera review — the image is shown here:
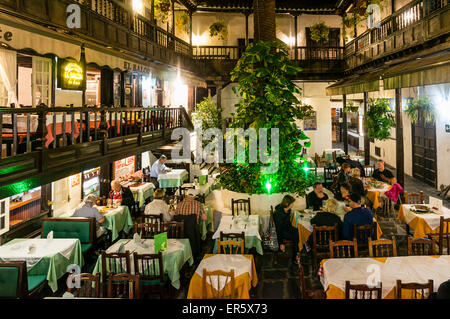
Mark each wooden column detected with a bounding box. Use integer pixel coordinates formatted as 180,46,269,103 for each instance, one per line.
353,0,357,38
189,11,193,45
294,14,298,60
171,0,175,35
363,92,370,164
395,88,405,186
150,0,155,23
343,94,348,155
391,0,395,14
245,12,249,46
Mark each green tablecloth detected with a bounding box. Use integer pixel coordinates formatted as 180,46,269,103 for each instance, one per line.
132,187,154,207
102,206,134,241
1,238,84,293
92,238,193,290
212,237,263,255
198,205,213,241
159,174,189,188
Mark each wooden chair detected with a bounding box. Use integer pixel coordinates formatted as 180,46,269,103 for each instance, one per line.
161,221,184,238
396,280,433,299
323,166,338,188
368,236,397,257
0,261,47,299
296,253,326,299
353,223,377,255
107,273,141,299
407,237,436,256
218,239,245,254
329,239,358,258
67,273,101,298
404,191,424,204
231,198,251,216
312,225,338,268
133,252,165,298
201,269,236,299
314,153,321,167
363,164,375,177
178,184,195,201
332,151,338,168
134,222,161,239
428,216,450,255
143,213,163,226
270,206,294,264
100,251,131,287
345,281,382,299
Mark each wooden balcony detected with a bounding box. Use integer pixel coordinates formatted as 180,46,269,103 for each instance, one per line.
344,0,450,71
0,106,193,198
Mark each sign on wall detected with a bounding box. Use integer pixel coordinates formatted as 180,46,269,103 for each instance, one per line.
57,58,85,90
304,111,317,131
114,156,136,179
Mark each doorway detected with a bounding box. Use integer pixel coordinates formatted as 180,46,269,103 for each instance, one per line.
412,114,437,187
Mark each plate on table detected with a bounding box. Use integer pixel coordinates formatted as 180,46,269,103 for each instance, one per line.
412,205,431,214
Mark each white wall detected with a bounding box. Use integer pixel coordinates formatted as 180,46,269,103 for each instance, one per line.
55,89,83,107
18,67,32,106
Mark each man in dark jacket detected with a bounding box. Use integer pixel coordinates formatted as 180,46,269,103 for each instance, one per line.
109,180,137,216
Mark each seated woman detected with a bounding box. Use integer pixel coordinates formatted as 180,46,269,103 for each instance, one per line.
348,168,367,199
335,182,352,217
73,194,106,238
144,189,173,222
273,195,299,262
310,198,343,240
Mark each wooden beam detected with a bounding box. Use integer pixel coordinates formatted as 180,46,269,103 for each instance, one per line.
363,92,370,165
294,14,298,60
395,88,404,186
189,11,193,45
245,12,249,46
343,94,348,154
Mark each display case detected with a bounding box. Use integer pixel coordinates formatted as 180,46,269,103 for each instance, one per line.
83,167,101,197
9,187,42,227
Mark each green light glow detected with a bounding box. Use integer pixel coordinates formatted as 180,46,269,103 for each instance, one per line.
303,165,309,173
265,181,272,193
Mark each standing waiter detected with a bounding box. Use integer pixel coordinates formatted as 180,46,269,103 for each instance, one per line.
150,155,172,188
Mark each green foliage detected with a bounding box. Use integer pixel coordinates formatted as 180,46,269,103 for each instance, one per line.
175,12,190,34
310,22,330,43
366,98,396,141
155,0,171,23
344,101,359,114
405,95,435,123
192,97,223,133
218,41,316,196
209,20,228,40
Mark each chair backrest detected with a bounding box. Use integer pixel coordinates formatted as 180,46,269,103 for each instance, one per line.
368,236,397,257
329,239,358,258
179,185,196,201
0,261,28,299
407,237,436,256
313,225,338,249
363,165,375,177
68,273,101,298
133,222,161,239
133,252,164,283
202,269,236,299
396,279,433,299
404,191,424,204
353,223,377,244
100,250,131,284
161,221,184,238
314,153,320,167
41,217,95,244
437,216,450,255
296,253,308,299
218,239,245,254
143,214,163,226
231,198,251,216
107,273,141,299
345,281,382,299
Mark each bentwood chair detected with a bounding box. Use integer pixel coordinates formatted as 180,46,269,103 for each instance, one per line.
100,251,131,295
178,184,196,201
143,213,163,226
67,273,101,298
218,239,245,254
296,253,326,299
407,237,436,256
231,198,251,216
404,191,424,204
368,236,397,257
329,239,358,258
428,216,450,255
134,222,162,239
161,221,184,239
353,223,378,256
312,225,338,269
202,269,236,299
133,252,165,298
363,165,375,177
107,273,141,299
345,281,382,299
395,280,433,299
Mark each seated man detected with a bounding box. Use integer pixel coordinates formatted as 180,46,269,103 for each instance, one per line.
109,179,137,216
150,155,172,189
372,159,396,184
144,189,173,222
306,182,329,211
310,198,343,239
273,195,299,262
175,189,207,223
342,193,373,241
72,194,106,238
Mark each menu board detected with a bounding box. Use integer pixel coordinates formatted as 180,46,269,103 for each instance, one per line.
114,156,135,179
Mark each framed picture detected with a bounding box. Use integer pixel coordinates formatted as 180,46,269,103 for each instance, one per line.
304,111,317,131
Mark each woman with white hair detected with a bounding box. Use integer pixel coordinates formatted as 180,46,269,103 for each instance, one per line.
72,194,106,237
348,167,367,199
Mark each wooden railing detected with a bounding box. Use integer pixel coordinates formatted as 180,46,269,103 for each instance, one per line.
193,46,242,60
290,47,344,60
345,0,449,57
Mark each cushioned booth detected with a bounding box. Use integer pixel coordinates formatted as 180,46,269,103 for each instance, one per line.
0,261,46,298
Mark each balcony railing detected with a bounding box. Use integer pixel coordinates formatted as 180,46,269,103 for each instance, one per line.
345,0,449,57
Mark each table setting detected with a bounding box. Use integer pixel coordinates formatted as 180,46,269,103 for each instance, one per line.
158,169,189,188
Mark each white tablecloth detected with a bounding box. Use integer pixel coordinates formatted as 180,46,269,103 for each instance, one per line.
176,182,214,196
212,215,261,240
366,183,391,197
129,182,155,194
158,169,188,181
195,254,251,292
401,204,450,230
0,238,77,270
320,255,450,299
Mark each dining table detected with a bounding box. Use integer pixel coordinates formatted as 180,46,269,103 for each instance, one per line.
187,254,258,299
322,149,346,161
128,182,155,206
92,238,193,290
398,204,450,238
212,215,263,255
364,180,391,210
158,169,189,188
319,255,450,299
0,238,84,293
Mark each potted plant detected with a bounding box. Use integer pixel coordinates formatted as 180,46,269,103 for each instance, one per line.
175,11,190,34
366,98,396,141
209,20,228,40
405,95,436,123
310,22,330,43
344,101,359,114
155,0,171,23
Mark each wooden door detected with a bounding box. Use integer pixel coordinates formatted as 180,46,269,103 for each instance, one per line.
412,114,437,187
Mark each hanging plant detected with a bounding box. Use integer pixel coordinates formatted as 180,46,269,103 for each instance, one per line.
310,22,330,43
405,95,436,123
154,0,171,23
344,101,359,114
175,11,190,34
209,20,228,40
366,98,396,141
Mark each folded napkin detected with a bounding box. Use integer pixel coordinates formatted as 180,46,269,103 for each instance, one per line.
47,231,54,240
118,243,126,253
62,292,75,299
133,233,141,244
